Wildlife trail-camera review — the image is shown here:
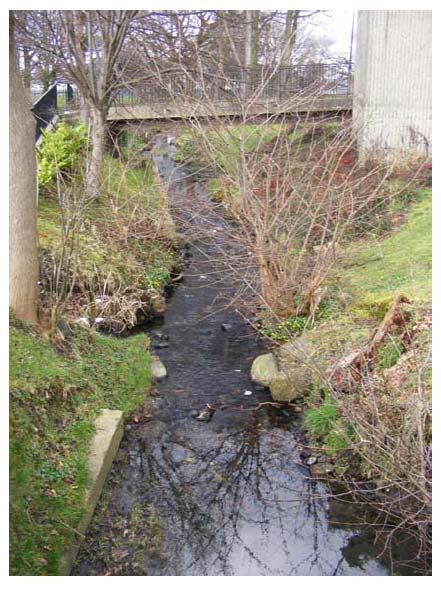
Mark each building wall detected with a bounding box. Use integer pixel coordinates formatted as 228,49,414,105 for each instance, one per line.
353,10,432,159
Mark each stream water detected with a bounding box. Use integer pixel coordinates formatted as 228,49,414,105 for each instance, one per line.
72,136,418,576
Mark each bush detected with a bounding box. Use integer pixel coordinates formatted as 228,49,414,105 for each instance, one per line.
37,122,88,187
305,395,339,436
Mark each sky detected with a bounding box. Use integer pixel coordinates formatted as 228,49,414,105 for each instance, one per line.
308,10,357,59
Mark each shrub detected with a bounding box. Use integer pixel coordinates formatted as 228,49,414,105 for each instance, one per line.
37,122,88,187
305,395,339,436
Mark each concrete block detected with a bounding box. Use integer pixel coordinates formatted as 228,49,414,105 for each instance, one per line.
58,409,124,575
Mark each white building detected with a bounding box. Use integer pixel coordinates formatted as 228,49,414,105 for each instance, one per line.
353,10,432,159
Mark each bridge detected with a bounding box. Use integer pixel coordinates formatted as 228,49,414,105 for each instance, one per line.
31,63,353,139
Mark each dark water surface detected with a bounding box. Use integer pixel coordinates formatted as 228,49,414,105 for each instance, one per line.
72,138,415,576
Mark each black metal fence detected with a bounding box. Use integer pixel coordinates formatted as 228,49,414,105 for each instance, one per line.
30,63,352,131
113,63,353,107
31,82,76,141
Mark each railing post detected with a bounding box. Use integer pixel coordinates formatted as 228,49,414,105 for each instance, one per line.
67,83,74,103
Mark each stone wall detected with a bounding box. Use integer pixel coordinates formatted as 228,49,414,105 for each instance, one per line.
353,10,432,159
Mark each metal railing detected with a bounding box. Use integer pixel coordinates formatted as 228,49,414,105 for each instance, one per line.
31,82,77,141
112,63,353,107
30,63,353,131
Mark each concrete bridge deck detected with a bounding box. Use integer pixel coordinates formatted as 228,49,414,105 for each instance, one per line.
107,94,352,122
32,64,353,135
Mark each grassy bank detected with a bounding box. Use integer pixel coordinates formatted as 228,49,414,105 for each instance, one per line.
10,124,179,575
37,127,179,332
9,314,151,575
300,189,432,566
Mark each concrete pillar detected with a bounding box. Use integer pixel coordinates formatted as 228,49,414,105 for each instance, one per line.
353,10,432,159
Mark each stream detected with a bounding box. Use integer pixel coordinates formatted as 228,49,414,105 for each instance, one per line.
72,135,416,576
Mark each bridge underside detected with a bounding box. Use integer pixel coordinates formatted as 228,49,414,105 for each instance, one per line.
107,94,352,122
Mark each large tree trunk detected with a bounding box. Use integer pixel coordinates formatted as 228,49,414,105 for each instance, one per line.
86,106,107,198
9,14,38,324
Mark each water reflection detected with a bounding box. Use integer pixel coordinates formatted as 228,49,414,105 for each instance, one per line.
107,414,387,576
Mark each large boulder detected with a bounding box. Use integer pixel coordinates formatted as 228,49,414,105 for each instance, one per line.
250,353,279,387
251,320,372,403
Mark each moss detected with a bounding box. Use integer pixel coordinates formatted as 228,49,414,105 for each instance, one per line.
9,316,151,575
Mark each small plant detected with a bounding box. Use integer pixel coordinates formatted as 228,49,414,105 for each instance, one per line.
262,315,309,341
36,460,70,483
377,336,405,369
305,394,339,437
37,122,88,187
324,426,351,455
143,266,171,291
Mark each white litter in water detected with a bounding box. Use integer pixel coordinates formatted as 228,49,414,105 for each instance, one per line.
244,390,253,396
199,275,207,279
234,369,241,372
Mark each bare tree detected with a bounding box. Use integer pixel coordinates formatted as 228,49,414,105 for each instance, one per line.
18,10,138,198
9,13,39,324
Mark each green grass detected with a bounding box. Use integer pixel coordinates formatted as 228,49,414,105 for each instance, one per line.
341,189,432,315
9,314,151,575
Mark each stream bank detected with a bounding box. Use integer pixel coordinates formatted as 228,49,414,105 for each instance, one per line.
72,135,422,576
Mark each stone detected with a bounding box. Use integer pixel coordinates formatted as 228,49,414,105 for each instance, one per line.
250,353,279,387
153,341,169,349
300,447,312,460
170,445,187,464
150,356,167,382
221,323,233,331
269,370,310,402
305,455,318,466
310,462,334,479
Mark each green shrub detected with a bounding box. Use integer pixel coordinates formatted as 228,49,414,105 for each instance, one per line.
143,266,171,291
324,426,351,454
305,396,339,436
37,122,88,186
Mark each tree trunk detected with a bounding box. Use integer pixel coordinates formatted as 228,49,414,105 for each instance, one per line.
86,106,107,198
9,14,39,324
22,47,32,99
281,10,299,66
79,93,91,125
244,10,259,67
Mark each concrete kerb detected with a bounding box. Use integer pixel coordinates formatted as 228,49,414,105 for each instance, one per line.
58,409,124,575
